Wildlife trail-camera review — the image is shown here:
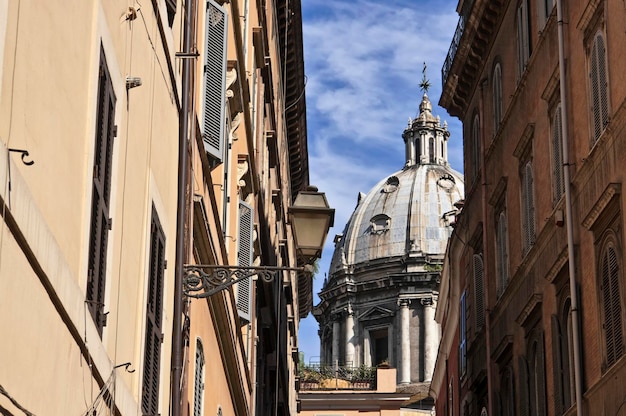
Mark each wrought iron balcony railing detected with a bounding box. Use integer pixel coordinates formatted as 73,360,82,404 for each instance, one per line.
298,364,377,391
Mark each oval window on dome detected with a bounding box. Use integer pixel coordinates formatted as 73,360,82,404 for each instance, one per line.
382,176,400,193
370,214,391,234
437,173,456,190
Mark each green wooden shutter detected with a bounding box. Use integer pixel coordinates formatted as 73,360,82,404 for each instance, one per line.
87,47,116,337
237,200,254,321
142,207,166,415
202,0,228,162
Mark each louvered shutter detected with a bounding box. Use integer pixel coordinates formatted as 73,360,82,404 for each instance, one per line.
473,254,485,329
536,332,547,416
552,105,564,202
237,201,254,321
603,245,623,367
552,315,565,415
142,208,166,415
87,48,116,337
590,32,609,144
459,292,467,375
597,33,609,133
523,162,535,252
519,356,530,416
497,211,509,296
193,340,205,416
493,64,503,130
202,0,228,161
517,1,530,77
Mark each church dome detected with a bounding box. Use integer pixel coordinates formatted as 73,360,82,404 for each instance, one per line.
329,93,464,275
314,88,464,389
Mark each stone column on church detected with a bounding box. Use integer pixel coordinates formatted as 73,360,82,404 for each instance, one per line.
332,319,340,367
399,299,411,384
423,297,438,381
345,306,355,366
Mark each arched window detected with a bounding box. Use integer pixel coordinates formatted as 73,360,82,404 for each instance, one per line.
473,253,485,329
496,210,509,297
552,104,565,203
493,62,503,132
471,113,481,184
589,31,609,144
522,161,535,253
552,299,573,414
194,339,206,416
599,238,624,369
516,0,531,78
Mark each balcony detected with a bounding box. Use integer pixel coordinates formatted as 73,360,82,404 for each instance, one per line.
442,14,465,88
298,364,377,391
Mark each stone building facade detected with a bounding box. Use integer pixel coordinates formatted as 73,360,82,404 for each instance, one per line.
433,0,626,415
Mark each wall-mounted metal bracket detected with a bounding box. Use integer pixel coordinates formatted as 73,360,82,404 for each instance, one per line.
183,264,304,299
8,148,34,166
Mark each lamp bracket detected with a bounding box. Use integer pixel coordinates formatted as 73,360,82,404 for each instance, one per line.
183,264,304,299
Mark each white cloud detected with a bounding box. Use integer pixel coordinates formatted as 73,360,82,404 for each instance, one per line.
299,0,464,363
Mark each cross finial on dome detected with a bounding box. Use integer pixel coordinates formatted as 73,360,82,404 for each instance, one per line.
419,62,430,94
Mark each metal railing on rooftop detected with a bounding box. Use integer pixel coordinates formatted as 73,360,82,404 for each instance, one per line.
298,364,377,391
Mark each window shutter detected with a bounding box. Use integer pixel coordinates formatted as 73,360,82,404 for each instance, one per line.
459,292,467,375
473,254,485,329
597,33,609,133
193,340,205,416
497,211,509,296
472,115,480,183
523,162,535,252
603,245,623,367
237,200,254,321
87,48,116,337
552,105,564,202
552,315,565,415
536,332,547,416
202,0,228,162
493,64,503,130
142,208,166,415
519,356,530,416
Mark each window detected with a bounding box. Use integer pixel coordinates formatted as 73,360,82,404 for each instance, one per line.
538,0,554,29
202,0,228,162
141,207,166,415
521,161,535,254
552,300,573,415
237,200,254,322
493,62,503,132
470,113,480,185
473,254,485,329
551,104,565,203
496,210,510,297
516,0,531,78
193,339,206,416
600,238,624,369
86,47,116,336
499,365,515,416
460,291,467,376
527,331,547,416
165,0,176,27
589,31,609,144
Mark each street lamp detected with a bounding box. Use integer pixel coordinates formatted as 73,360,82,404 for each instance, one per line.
288,186,335,264
182,186,334,298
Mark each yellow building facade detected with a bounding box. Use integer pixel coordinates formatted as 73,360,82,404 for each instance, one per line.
0,0,313,415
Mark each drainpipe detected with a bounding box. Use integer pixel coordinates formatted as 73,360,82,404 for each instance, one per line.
172,0,195,413
478,78,494,416
556,0,584,414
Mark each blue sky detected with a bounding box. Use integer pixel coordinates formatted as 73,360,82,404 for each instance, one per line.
298,0,465,364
